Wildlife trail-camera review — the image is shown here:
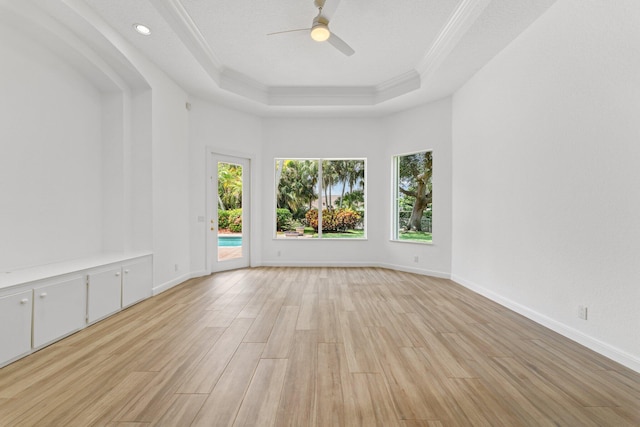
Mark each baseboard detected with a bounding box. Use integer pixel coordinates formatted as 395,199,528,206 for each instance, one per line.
259,261,451,280
260,260,374,268
153,271,206,295
378,262,451,279
451,274,640,374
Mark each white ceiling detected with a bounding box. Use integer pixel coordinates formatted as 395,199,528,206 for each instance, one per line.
19,0,559,116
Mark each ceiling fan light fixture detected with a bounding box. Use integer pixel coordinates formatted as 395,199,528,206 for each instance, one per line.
311,22,331,42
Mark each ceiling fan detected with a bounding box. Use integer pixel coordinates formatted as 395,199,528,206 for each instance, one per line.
267,0,355,56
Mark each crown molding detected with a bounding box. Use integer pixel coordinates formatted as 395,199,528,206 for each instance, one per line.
416,0,492,79
268,86,375,106
376,70,421,104
219,68,268,105
151,0,489,107
151,0,223,83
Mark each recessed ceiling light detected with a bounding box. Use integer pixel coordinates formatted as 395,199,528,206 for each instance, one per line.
133,23,151,36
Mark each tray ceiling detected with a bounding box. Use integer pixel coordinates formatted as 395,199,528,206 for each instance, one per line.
16,0,559,115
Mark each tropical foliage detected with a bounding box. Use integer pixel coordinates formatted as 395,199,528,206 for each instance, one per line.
275,158,365,237
218,163,242,210
276,208,293,231
218,162,243,232
305,208,362,232
397,151,433,231
218,208,242,232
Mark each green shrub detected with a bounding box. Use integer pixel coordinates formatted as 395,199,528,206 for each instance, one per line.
305,208,361,232
228,209,242,232
218,209,230,229
218,208,242,232
276,208,292,231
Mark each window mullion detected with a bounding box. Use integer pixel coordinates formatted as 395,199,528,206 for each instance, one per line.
317,159,323,239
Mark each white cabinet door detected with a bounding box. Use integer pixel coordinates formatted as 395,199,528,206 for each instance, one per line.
122,257,152,307
87,267,122,323
0,290,32,367
33,276,85,348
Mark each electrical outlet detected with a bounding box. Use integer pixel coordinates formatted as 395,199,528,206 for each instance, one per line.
277,250,281,257
413,256,419,263
578,305,588,320
174,263,179,272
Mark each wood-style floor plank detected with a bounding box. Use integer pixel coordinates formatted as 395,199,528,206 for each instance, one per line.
232,358,288,427
191,342,264,427
0,267,638,426
316,342,346,426
274,331,317,426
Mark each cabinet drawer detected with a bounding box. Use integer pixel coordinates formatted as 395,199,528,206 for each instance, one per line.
33,276,85,348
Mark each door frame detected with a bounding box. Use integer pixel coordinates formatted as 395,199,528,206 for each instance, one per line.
207,150,252,274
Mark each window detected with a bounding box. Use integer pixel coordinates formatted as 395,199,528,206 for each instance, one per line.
275,158,366,239
393,151,432,243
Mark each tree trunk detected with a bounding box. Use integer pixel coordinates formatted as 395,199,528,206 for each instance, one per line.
406,175,430,231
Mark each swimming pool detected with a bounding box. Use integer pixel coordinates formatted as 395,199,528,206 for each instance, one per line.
218,235,242,247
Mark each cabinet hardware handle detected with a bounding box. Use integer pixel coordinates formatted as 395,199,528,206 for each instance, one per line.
20,298,29,304
40,293,47,298
115,272,121,276
124,269,130,274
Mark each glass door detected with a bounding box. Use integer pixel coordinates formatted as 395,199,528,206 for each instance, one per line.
210,154,250,272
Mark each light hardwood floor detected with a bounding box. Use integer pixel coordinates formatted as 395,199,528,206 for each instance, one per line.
1,267,639,426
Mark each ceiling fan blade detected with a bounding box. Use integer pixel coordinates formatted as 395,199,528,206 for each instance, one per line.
316,0,341,20
267,28,310,36
327,33,354,56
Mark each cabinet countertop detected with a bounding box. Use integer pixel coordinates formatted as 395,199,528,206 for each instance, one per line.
0,252,152,291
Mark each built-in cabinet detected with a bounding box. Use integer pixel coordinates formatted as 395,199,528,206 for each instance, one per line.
0,254,152,368
86,257,153,323
33,276,86,348
87,268,122,324
0,290,32,366
121,258,153,308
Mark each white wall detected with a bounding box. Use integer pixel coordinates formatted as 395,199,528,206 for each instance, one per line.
130,90,153,253
452,0,640,370
66,1,193,292
261,117,386,266
188,98,263,274
382,98,453,277
149,83,190,290
0,25,103,271
0,1,191,292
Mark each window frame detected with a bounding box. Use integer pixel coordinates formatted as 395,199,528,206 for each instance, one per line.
274,157,367,240
391,150,433,245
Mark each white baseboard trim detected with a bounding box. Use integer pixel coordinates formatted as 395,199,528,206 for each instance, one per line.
259,261,451,280
378,262,451,279
451,274,640,374
153,271,207,295
260,260,374,268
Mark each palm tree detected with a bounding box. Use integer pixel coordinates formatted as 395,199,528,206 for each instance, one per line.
345,160,364,208
322,161,341,208
218,163,242,210
277,160,318,217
